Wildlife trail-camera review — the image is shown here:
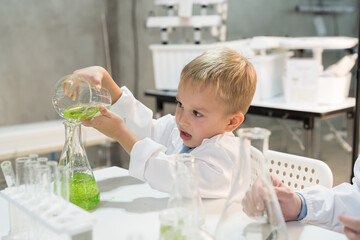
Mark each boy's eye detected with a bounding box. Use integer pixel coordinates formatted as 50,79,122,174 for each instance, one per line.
193,110,202,117
175,99,183,108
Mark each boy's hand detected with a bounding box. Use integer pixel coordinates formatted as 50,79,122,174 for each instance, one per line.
73,66,105,90
73,66,122,103
242,174,302,221
81,106,123,141
338,215,360,240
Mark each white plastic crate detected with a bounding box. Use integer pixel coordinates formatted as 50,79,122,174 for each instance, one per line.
283,58,351,105
149,42,287,101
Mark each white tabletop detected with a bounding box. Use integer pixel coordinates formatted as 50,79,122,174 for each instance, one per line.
251,96,355,114
0,167,347,239
0,120,114,161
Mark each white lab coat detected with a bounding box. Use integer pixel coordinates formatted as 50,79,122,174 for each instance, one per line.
110,87,239,198
300,156,360,233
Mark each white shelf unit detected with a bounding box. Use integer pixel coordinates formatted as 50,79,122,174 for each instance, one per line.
147,0,228,44
155,0,227,5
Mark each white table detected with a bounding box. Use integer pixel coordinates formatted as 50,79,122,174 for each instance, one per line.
0,120,114,161
0,167,345,239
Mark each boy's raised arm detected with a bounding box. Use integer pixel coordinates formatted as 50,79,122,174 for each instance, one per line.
73,66,123,104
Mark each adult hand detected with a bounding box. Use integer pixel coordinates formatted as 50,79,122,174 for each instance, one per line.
271,175,302,221
338,215,360,240
242,174,302,221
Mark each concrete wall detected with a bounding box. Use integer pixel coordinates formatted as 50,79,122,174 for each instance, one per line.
0,0,108,125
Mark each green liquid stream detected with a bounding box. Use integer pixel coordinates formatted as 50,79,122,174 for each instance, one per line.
62,104,107,120
69,172,100,210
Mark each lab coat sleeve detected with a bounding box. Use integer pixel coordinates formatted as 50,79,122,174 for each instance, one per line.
110,86,175,141
129,135,235,199
299,157,360,233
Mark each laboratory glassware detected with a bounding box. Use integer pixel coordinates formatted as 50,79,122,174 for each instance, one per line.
1,161,16,188
15,157,30,188
52,74,111,122
58,120,100,210
159,154,212,240
52,74,103,210
215,127,289,240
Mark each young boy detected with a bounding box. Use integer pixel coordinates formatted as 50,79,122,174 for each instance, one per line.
77,47,257,198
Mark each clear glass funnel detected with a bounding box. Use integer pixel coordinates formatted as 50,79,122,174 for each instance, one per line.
52,74,111,122
215,127,289,240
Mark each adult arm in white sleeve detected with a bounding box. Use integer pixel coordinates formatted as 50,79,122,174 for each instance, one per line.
300,157,360,233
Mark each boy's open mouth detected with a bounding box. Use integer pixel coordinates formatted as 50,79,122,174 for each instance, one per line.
180,130,192,141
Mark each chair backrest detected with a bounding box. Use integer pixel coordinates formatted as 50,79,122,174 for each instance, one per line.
266,150,333,190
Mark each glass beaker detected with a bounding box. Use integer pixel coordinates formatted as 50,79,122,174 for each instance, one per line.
215,127,289,240
159,154,212,240
52,74,111,122
58,120,100,210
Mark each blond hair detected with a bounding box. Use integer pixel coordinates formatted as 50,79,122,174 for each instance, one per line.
179,47,257,114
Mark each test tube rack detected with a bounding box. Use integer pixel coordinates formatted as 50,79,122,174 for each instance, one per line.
1,187,96,240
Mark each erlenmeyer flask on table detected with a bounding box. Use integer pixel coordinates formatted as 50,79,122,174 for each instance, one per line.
57,120,100,211
215,127,289,240
52,74,111,122
52,74,104,210
159,154,213,240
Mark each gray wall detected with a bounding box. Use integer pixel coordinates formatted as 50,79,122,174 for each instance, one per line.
0,0,107,125
0,0,358,167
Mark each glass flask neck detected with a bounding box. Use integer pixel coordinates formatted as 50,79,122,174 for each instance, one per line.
63,120,83,149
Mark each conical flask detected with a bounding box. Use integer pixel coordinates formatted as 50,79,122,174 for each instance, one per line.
215,127,289,240
159,154,213,240
59,120,100,210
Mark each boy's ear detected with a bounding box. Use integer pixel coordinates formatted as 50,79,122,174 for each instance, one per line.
225,112,244,132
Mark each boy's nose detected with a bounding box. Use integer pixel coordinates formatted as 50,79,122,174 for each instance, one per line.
178,112,190,127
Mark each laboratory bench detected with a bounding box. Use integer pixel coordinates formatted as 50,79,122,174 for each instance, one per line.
145,89,355,158
0,166,348,239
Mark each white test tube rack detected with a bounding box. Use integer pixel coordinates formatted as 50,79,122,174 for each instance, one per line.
1,187,96,240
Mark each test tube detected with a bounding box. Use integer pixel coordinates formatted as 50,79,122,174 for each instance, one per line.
28,153,38,161
56,165,69,201
37,157,48,166
47,161,58,196
15,157,30,189
1,161,16,188
35,165,51,196
24,159,39,196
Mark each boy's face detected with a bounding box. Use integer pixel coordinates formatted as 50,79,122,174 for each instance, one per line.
175,82,234,148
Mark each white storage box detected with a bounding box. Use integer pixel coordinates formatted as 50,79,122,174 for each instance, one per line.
149,43,287,101
284,58,351,105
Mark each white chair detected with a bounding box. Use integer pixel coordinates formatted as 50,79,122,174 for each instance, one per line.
266,150,333,190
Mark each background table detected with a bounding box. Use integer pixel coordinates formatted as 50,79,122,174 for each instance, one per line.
0,167,347,239
0,120,115,162
145,89,355,158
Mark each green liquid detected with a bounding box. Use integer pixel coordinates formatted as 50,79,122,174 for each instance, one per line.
69,172,100,210
160,225,186,240
62,104,107,120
